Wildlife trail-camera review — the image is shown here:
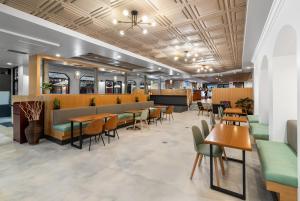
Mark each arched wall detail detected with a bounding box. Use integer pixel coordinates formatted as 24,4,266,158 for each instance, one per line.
270,25,297,142
258,56,269,124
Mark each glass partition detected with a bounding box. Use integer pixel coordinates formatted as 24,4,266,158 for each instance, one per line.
105,80,114,94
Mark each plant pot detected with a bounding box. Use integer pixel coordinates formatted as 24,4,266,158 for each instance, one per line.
43,89,50,94
25,120,42,145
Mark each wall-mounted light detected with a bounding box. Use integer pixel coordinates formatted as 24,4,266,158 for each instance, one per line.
6,62,12,65
55,53,61,57
75,71,81,79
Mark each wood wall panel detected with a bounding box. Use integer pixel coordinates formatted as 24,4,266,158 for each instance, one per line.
13,92,148,140
212,88,253,106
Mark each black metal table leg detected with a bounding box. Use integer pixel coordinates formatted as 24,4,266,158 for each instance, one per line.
209,146,246,200
79,122,83,149
70,121,74,146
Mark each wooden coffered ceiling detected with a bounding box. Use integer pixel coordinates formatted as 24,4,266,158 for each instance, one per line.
1,0,246,74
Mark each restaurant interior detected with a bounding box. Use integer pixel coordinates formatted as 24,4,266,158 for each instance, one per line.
0,0,298,201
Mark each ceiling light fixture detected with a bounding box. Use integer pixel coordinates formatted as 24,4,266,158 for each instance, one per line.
6,62,12,65
55,53,61,57
174,56,179,61
158,67,162,70
113,10,156,35
209,68,213,72
197,69,200,73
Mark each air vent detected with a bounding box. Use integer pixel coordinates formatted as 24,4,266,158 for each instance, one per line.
7,49,28,55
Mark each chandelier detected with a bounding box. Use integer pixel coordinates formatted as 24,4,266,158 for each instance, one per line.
112,10,156,36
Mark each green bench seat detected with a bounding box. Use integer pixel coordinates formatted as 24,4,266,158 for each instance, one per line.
250,123,269,140
247,115,259,123
256,140,297,188
118,113,134,120
53,122,89,132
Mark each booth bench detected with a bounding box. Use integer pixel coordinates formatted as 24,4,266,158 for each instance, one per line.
256,120,297,201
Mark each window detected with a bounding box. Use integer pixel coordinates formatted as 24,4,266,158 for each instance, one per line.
49,72,70,94
105,80,114,94
127,80,136,93
80,76,95,94
114,81,122,94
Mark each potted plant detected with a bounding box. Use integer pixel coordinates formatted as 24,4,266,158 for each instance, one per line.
90,97,96,106
53,98,60,110
235,97,254,114
19,97,43,145
116,96,121,104
135,96,139,102
147,95,151,101
42,82,53,94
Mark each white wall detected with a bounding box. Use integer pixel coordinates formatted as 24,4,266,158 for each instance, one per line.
18,65,29,95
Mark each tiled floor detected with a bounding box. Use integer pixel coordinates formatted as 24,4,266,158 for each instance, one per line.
0,111,273,201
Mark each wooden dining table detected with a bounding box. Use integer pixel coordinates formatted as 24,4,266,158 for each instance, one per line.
221,116,248,126
125,109,143,130
224,108,244,116
69,113,116,149
204,124,252,200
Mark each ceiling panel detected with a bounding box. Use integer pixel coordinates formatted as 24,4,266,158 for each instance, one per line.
1,0,246,74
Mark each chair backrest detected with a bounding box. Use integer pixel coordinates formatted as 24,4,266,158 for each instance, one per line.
154,108,161,118
140,109,149,120
192,125,204,151
218,106,224,118
209,112,216,127
287,120,297,153
166,106,174,114
201,120,210,138
220,101,231,108
85,119,104,135
104,115,118,131
197,102,203,108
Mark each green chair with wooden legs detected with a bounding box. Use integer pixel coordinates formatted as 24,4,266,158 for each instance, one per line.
201,119,227,160
190,125,225,186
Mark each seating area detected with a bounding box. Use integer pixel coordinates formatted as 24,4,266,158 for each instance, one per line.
256,120,297,201
1,1,300,201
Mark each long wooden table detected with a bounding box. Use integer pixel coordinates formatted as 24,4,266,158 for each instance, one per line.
69,113,116,149
204,124,252,200
221,116,248,126
224,108,244,116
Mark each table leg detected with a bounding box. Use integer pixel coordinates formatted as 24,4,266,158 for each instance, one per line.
209,146,247,200
71,121,74,146
79,122,83,149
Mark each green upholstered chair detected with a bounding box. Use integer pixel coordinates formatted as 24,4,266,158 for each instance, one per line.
247,115,259,123
190,126,225,186
201,120,210,138
134,109,149,129
209,112,216,130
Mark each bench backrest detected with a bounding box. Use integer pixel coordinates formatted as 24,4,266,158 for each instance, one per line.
287,120,297,154
96,101,154,114
52,107,97,125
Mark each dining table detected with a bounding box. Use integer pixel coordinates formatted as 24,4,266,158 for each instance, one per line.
221,116,248,126
125,109,143,130
204,124,252,200
224,108,244,116
69,113,116,149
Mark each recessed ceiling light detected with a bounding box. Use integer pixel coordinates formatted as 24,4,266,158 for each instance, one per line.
122,72,125,74
201,67,204,71
175,45,179,49
158,67,162,70
197,69,200,73
184,58,188,62
142,29,148,34
186,52,191,57
123,9,129,16
209,68,213,72
112,19,118,25
137,73,140,76
192,58,196,62
116,55,121,59
6,62,12,65
151,21,156,27
99,68,106,71
194,53,198,57
55,54,61,57
119,30,125,36
204,69,207,72
205,66,209,69
174,56,179,61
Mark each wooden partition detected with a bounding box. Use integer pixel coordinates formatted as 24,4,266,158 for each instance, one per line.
13,91,148,139
212,88,253,105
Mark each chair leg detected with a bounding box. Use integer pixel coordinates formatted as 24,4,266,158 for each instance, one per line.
222,147,227,160
100,134,105,146
115,129,119,139
89,137,92,151
171,113,174,120
108,131,110,144
190,153,200,180
219,156,225,176
198,154,203,167
214,157,220,186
